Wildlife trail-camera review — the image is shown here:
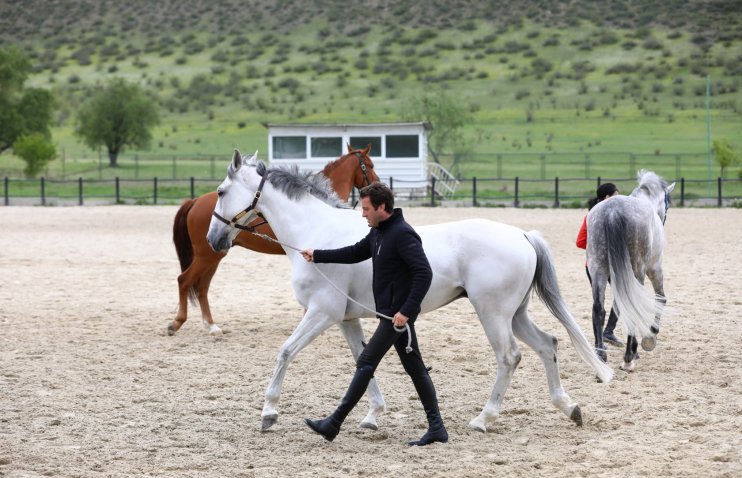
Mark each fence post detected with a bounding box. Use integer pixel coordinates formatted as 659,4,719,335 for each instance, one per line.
78,177,83,206
4,177,8,206
554,177,559,208
717,177,722,207
597,176,601,189
41,177,45,206
350,187,356,205
675,155,681,179
430,176,436,207
389,177,393,192
680,178,685,207
190,177,195,199
154,177,158,205
115,177,120,204
514,176,519,207
472,177,477,207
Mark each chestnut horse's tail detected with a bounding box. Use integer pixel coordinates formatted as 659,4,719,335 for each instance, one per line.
173,198,197,272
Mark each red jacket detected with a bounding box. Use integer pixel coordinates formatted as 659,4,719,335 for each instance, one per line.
576,215,587,250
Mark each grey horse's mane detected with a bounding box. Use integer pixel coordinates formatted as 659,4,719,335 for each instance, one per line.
255,161,349,209
633,169,668,198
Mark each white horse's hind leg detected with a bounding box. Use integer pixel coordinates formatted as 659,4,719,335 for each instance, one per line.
512,306,581,426
468,303,521,433
261,310,338,431
337,319,386,430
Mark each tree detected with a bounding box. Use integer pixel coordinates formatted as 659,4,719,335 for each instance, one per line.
0,46,55,152
400,89,473,175
13,133,57,178
712,139,740,178
75,79,160,167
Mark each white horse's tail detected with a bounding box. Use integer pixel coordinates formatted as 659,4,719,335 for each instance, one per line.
602,214,659,338
524,231,614,384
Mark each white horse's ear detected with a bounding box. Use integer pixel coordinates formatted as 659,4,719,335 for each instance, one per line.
666,182,676,195
232,149,242,171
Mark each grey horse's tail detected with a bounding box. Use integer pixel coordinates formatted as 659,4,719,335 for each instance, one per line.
603,214,658,338
524,231,613,384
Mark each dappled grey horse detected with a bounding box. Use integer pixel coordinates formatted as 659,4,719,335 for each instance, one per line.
587,170,675,371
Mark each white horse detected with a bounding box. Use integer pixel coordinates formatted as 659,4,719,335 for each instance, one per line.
587,170,675,371
207,150,614,434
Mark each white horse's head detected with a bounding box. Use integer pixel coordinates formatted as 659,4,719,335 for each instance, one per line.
206,149,264,252
634,169,676,224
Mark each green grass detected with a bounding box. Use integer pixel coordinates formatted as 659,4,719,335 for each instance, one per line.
2,2,742,185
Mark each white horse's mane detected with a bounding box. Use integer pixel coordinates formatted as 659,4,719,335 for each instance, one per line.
634,169,668,199
252,160,349,209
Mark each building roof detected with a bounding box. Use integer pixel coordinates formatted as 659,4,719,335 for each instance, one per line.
262,121,431,130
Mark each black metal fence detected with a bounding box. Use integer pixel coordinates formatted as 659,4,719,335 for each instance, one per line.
3,175,741,207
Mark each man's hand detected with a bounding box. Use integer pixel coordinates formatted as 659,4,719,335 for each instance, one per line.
393,312,409,328
300,249,314,262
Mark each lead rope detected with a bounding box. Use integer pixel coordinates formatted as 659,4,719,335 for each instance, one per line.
249,229,414,353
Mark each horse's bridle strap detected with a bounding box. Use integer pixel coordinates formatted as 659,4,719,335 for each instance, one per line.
212,172,268,230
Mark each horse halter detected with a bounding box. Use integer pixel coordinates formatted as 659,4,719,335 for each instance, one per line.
354,151,372,187
662,191,669,225
212,172,269,231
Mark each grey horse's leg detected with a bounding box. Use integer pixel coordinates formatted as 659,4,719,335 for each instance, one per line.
591,279,608,363
643,265,666,351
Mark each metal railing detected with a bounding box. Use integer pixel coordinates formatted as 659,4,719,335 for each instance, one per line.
4,175,741,207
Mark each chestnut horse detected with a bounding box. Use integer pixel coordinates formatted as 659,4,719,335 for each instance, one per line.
169,145,378,335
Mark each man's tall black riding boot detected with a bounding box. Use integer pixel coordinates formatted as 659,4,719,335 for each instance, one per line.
408,372,448,446
304,364,374,442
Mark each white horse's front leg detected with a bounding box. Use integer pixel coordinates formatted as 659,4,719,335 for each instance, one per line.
261,310,338,431
337,319,386,430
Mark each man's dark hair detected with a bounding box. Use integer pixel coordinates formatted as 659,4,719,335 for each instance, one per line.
359,182,394,213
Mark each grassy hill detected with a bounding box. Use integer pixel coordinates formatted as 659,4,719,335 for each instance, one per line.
1,0,741,179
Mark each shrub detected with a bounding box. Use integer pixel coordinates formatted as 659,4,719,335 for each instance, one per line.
13,133,57,177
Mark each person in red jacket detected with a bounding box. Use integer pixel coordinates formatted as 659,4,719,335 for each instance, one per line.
577,183,623,347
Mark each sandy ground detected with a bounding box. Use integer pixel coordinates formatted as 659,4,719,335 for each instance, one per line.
0,205,740,477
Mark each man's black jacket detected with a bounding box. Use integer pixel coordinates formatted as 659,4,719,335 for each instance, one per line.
313,208,432,321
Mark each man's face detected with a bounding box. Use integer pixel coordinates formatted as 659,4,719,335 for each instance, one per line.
361,197,384,228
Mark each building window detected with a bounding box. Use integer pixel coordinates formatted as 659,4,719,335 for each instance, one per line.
386,135,419,157
273,136,306,159
311,137,342,157
349,137,382,156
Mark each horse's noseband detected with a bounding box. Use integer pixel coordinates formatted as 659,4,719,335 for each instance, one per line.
212,172,269,231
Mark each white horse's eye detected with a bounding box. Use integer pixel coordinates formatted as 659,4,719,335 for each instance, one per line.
217,189,225,197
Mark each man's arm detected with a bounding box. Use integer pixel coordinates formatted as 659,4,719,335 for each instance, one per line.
397,231,433,319
304,234,373,264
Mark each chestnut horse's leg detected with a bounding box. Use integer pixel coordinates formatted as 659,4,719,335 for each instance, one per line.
194,261,223,334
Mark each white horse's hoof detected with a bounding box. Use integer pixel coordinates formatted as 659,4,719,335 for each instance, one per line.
570,405,583,426
359,420,378,431
468,418,487,433
620,360,636,372
208,324,223,335
641,335,656,351
261,414,278,431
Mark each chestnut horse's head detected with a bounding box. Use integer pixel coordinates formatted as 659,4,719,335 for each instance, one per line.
346,143,380,190
321,144,380,201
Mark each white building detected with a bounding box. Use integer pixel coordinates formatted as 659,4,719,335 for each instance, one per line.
264,122,431,189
